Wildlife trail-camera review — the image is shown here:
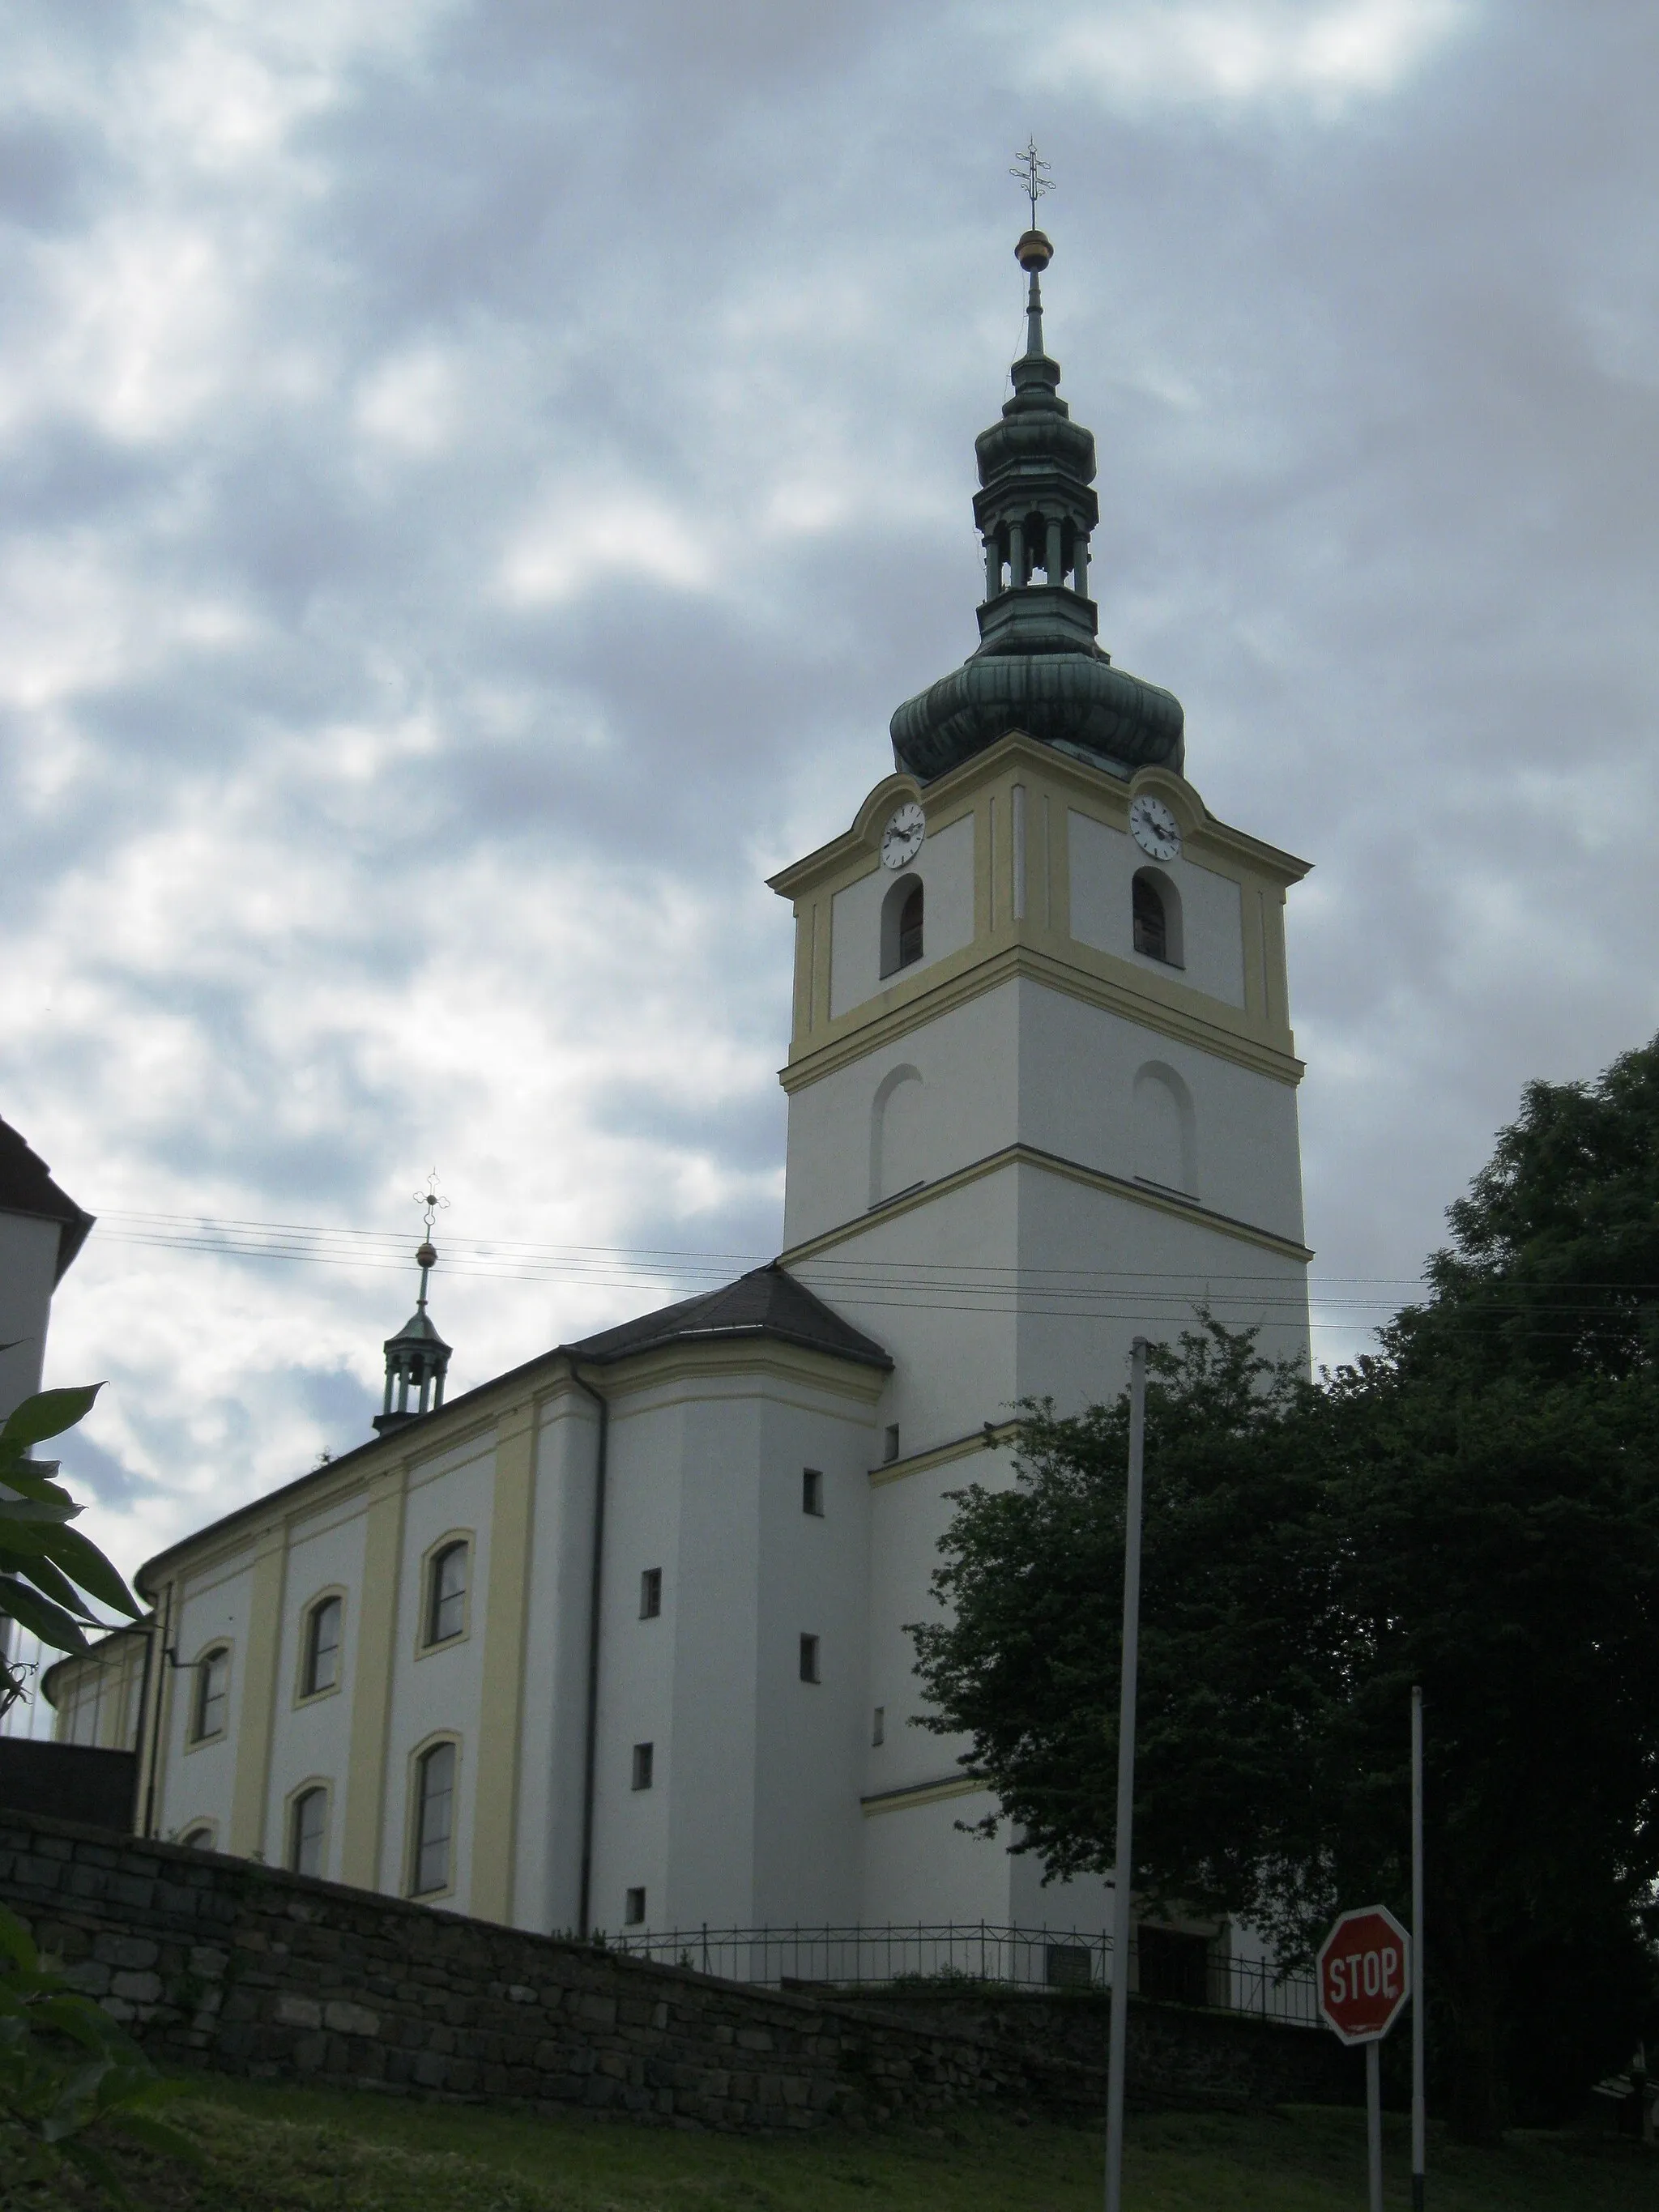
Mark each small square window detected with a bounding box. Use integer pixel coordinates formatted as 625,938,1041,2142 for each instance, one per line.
631,1741,654,1791
802,1468,824,1516
872,1705,885,1746
799,1633,821,1685
625,1886,646,1925
883,1424,900,1464
639,1567,662,1619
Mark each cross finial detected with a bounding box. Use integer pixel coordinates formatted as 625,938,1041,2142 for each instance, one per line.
1011,138,1053,229
413,1170,450,1242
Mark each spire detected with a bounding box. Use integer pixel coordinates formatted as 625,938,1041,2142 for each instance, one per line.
889,161,1185,787
372,1174,453,1436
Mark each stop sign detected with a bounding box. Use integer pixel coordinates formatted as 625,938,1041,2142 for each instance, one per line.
1316,1904,1411,2044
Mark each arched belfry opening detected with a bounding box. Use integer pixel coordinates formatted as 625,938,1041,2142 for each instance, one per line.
1132,869,1182,967
881,876,924,979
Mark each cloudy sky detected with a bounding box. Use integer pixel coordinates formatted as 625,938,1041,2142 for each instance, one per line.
4,0,1658,1585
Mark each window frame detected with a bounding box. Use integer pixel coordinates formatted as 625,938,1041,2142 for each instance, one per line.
406,1733,462,1900
1131,867,1184,969
638,1567,662,1620
285,1779,331,1880
416,1533,473,1656
296,1588,347,1705
186,1642,232,1748
631,1741,654,1792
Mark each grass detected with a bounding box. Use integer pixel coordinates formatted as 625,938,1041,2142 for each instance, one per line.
11,2078,1657,2211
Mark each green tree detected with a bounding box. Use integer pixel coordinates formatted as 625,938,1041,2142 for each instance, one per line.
0,1383,139,1715
911,1039,1659,2137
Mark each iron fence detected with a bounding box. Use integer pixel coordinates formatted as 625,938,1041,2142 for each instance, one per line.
608,1920,1319,2026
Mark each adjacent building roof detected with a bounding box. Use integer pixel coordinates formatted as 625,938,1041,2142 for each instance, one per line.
569,1263,891,1371
0,1115,95,1282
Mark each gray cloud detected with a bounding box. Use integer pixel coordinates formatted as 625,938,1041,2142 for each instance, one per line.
4,0,1658,1560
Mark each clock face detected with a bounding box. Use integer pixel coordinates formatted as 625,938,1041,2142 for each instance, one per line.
881,801,925,870
1129,794,1181,863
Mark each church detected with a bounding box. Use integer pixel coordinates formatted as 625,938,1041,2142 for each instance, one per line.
113,223,1312,1948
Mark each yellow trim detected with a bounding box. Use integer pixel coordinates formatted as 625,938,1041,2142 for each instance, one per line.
861,1775,990,1818
415,1530,476,1658
471,1404,539,1924
868,1421,1018,1489
778,939,1303,1095
292,1585,348,1708
339,1463,407,1890
784,1141,1314,1269
228,1531,287,1856
404,1730,463,1902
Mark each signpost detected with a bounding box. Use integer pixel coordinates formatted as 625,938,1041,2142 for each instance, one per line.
1317,1903,1412,2212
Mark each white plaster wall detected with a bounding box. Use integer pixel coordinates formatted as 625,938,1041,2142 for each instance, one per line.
263,1495,368,1882
749,1390,871,1928
829,812,975,1020
1016,982,1307,1242
379,1439,497,1910
516,1394,602,1933
0,1212,61,1422
157,1551,255,1847
794,1166,1022,1459
783,982,1021,1251
861,1790,1015,1924
589,1387,692,1934
1068,809,1246,1008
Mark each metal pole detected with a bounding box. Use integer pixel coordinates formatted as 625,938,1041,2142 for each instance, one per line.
1104,1336,1148,2212
1367,2039,1384,2212
1412,1683,1426,2210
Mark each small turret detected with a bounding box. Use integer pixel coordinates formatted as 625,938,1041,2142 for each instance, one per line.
373,1178,453,1436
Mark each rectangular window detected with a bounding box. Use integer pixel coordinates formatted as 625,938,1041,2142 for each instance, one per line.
193,1648,229,1741
883,1424,900,1464
412,1740,456,1894
799,1633,821,1685
801,1467,824,1516
625,1886,646,1925
303,1596,342,1696
288,1786,327,1878
872,1705,885,1746
639,1567,662,1619
631,1741,654,1791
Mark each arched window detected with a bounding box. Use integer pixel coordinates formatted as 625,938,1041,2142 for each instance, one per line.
288,1785,328,1878
1133,1062,1198,1196
179,1824,215,1852
424,1541,468,1647
191,1646,230,1742
411,1740,457,1895
1132,870,1183,967
880,876,925,978
301,1595,343,1697
868,1063,925,1207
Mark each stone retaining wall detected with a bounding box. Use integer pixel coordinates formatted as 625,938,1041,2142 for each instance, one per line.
0,1811,1355,2132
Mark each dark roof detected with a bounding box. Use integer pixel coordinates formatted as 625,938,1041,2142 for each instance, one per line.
568,1263,891,1371
136,1261,889,1595
0,1116,94,1282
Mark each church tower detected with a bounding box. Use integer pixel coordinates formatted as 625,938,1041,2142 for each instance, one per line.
770,224,1311,1928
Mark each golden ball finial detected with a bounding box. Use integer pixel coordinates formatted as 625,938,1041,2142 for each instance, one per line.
1016,228,1052,273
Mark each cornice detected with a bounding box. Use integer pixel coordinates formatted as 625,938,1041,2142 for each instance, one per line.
778,942,1304,1093
783,1140,1313,1268
861,1773,990,1817
766,731,1310,906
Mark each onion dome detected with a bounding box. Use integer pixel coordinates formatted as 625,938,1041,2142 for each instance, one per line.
890,230,1183,785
